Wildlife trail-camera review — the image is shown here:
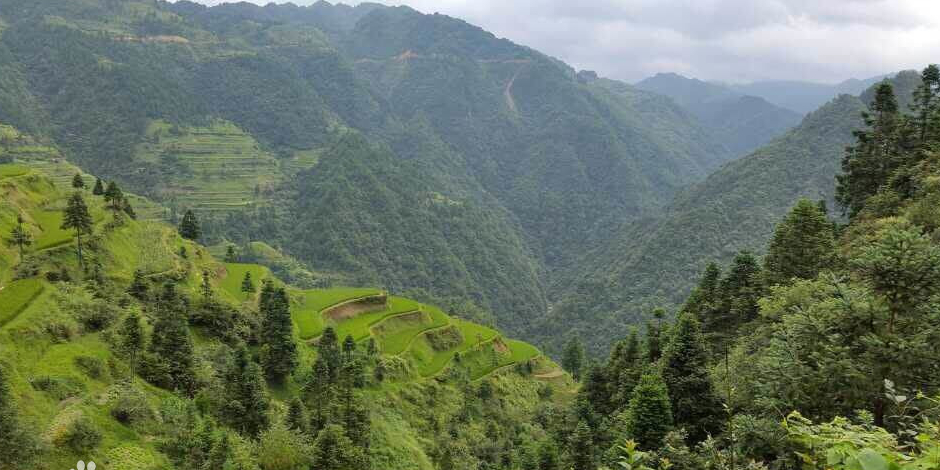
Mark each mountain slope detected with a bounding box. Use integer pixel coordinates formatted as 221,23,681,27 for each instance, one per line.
729,75,887,114
0,0,732,339
636,72,802,156
542,72,920,355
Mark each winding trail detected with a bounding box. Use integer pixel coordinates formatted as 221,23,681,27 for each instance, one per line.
504,66,524,114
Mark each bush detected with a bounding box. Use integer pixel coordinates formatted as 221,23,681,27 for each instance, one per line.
29,375,86,400
44,320,78,343
74,355,107,380
75,302,120,331
62,417,102,453
111,387,155,425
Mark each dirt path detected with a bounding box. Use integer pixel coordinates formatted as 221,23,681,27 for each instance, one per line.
504,66,524,114
534,369,565,379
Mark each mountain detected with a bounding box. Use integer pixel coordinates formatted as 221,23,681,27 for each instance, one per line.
540,71,921,355
0,131,574,467
728,75,888,114
636,73,802,156
0,0,732,341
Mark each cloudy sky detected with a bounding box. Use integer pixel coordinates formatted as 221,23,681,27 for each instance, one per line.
194,0,940,84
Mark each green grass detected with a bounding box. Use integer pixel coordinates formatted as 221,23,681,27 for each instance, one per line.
292,287,383,339
374,305,450,355
0,278,45,326
32,210,74,250
220,263,270,300
0,164,30,177
334,296,422,343
407,319,501,377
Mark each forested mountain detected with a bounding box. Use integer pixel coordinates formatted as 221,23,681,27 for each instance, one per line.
636,73,802,156
0,0,732,340
539,71,921,355
729,75,887,114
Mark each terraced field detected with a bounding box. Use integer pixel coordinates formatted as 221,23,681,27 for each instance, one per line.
220,262,272,301
289,286,541,379
135,120,283,214
0,278,45,327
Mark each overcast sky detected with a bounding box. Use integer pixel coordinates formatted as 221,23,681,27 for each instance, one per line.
193,0,940,84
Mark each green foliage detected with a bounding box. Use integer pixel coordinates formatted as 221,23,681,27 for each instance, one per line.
661,313,722,442
223,346,270,436
259,283,298,382
763,198,836,286
563,338,586,381
625,373,674,450
178,209,201,241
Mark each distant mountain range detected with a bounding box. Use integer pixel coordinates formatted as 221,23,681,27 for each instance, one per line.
726,75,889,114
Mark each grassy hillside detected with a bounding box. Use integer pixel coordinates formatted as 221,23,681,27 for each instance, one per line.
0,154,571,468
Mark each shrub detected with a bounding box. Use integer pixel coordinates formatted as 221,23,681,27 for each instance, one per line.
74,356,107,380
29,375,86,400
62,418,102,453
75,302,120,331
111,387,155,425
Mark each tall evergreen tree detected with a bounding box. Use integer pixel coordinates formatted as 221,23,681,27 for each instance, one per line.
178,209,201,241
625,373,673,450
128,269,149,300
706,251,762,354
201,269,213,301
645,309,665,364
61,192,93,268
240,272,255,297
119,311,145,369
104,181,123,211
286,397,310,434
92,177,104,195
661,313,722,443
562,338,585,381
911,64,940,145
143,283,196,393
319,326,342,382
121,196,137,220
312,424,366,470
608,329,642,410
5,214,32,257
837,81,904,216
224,346,270,436
260,284,298,382
225,245,238,262
579,363,611,417
71,173,85,189
568,420,594,470
683,262,721,318
763,199,836,286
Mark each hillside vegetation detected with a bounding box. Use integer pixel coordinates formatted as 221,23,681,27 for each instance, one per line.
0,133,572,469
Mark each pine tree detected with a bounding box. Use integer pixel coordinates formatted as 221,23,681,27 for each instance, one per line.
305,356,334,432
128,269,149,299
625,373,673,450
71,173,85,189
911,64,940,145
763,199,835,286
224,346,270,436
61,192,93,268
319,326,342,382
661,313,722,443
683,262,721,317
201,269,213,301
645,308,665,364
119,311,144,369
568,420,594,470
204,432,232,470
144,283,196,393
225,244,238,262
260,284,298,382
312,424,366,470
286,397,310,434
122,197,137,220
537,440,561,470
562,337,585,381
104,181,123,211
178,209,201,241
240,271,255,297
5,214,32,257
609,329,642,410
837,81,903,216
579,363,611,416
706,251,762,354
92,177,104,195
343,334,356,359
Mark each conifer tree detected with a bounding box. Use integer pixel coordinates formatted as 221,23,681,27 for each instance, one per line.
71,173,85,189
645,308,665,364
579,363,611,416
537,440,561,470
122,197,136,220
625,373,673,450
683,262,721,318
224,346,270,436
837,81,903,216
240,271,255,297
306,357,334,432
568,420,594,470
707,251,762,353
104,181,123,211
609,329,642,409
204,432,232,470
5,214,32,257
225,244,238,262
144,283,196,393
562,338,585,381
260,284,298,382
201,269,213,301
911,64,940,145
178,209,201,241
286,397,310,434
661,313,722,443
312,424,366,470
92,177,104,195
343,334,356,359
319,326,342,381
61,192,93,268
128,269,149,299
119,311,145,369
763,199,835,286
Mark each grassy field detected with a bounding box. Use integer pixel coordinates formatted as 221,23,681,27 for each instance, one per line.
374,305,450,355
220,262,271,300
0,278,45,326
334,296,422,342
292,287,383,339
33,210,74,250
0,164,30,177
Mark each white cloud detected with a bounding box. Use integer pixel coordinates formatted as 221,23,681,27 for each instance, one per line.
189,0,940,83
